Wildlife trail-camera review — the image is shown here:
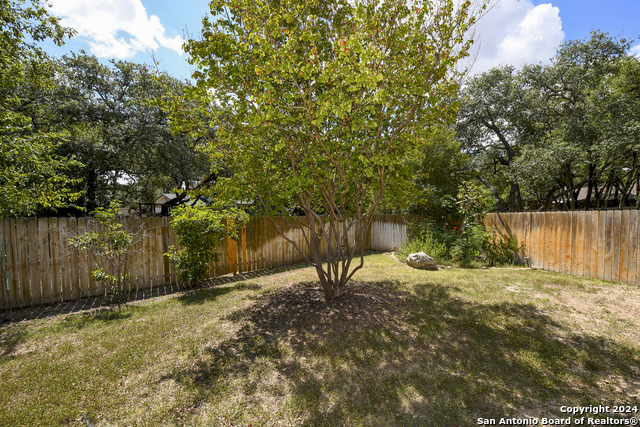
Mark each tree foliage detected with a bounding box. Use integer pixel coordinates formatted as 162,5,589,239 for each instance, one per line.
0,0,82,217
403,124,471,217
36,53,211,213
461,31,640,211
167,0,486,297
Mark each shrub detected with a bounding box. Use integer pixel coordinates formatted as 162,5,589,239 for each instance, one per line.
401,221,523,267
167,206,248,286
399,219,452,263
69,201,146,307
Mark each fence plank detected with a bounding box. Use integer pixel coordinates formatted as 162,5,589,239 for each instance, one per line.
627,210,638,284
15,218,30,307
557,212,566,273
570,212,579,276
611,210,622,282
155,218,164,285
136,221,146,289
596,211,606,280
545,212,556,272
552,213,561,273
528,213,536,268
582,211,591,278
27,218,41,306
142,220,150,290
149,219,158,287
151,218,160,286
562,212,572,274
0,221,6,310
68,219,80,300
241,225,247,273
618,210,630,284
161,217,169,286
537,213,545,270
635,210,640,286
536,213,544,269
576,211,586,277
603,211,614,281
4,219,17,309
154,218,163,285
587,212,597,279
59,218,72,302
48,218,61,303
77,217,89,298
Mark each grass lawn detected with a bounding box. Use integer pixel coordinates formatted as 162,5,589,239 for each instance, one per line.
1,252,639,426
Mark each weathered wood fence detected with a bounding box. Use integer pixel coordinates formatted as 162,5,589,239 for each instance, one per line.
370,214,464,251
4,210,636,310
0,216,371,310
485,210,640,286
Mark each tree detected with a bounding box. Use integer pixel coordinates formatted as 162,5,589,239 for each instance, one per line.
0,0,81,217
459,31,640,212
42,53,211,213
457,65,540,211
169,0,486,298
406,125,471,217
516,31,637,210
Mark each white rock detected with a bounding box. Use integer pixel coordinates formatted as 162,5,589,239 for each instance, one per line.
406,252,438,270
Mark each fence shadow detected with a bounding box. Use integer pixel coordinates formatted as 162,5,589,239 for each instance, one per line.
0,262,312,324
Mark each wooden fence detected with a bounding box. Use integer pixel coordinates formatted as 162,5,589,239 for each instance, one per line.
371,214,416,251
370,214,464,251
0,215,371,310
5,210,635,310
485,210,640,286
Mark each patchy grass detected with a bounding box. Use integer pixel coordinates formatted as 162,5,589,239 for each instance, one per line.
1,253,639,426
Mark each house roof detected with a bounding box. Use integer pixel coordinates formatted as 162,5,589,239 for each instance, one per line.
154,193,177,205
575,184,637,201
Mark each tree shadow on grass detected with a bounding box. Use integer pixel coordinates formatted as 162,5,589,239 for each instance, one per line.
155,280,640,426
176,282,262,305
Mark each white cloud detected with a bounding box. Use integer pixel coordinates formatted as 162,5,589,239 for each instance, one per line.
631,44,640,58
464,0,565,75
47,0,184,59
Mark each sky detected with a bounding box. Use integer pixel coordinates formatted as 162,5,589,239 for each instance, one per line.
40,0,640,82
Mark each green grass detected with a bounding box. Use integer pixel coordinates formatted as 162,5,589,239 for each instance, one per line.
1,253,639,426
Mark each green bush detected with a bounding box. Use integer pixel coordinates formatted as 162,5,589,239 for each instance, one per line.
400,220,523,267
399,219,452,263
167,206,248,286
69,201,145,307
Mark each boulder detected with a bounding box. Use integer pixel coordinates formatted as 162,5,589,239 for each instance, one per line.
406,252,438,270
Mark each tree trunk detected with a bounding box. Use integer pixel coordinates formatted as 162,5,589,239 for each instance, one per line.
508,182,523,212
477,175,505,212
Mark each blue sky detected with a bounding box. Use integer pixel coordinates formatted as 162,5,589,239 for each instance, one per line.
41,0,640,82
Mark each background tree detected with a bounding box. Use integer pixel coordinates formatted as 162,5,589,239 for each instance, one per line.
0,0,81,217
171,0,487,298
460,31,640,211
402,124,471,218
43,53,211,213
456,65,540,211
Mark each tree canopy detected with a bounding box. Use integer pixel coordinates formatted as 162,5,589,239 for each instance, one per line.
459,31,640,211
0,0,81,217
166,0,487,297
